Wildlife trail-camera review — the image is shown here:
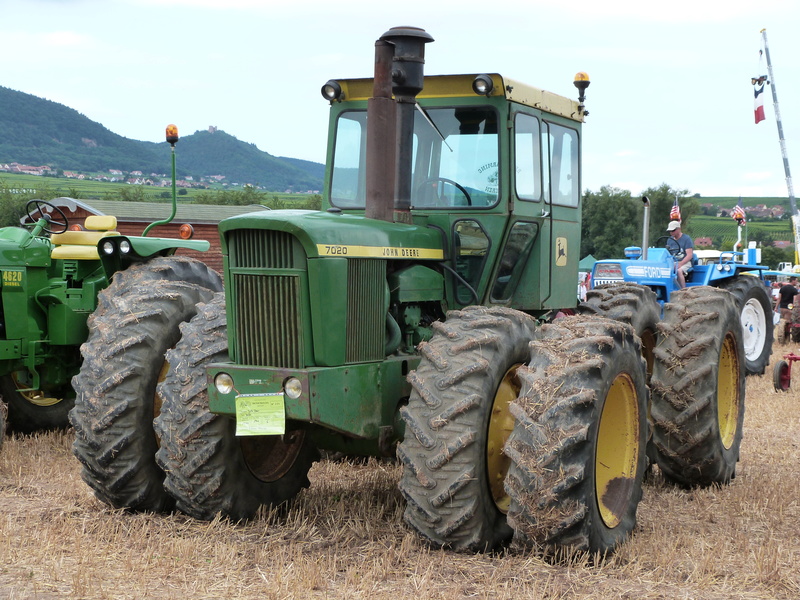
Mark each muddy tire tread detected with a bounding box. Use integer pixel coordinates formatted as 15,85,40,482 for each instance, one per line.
69,257,221,511
398,306,537,551
504,315,648,553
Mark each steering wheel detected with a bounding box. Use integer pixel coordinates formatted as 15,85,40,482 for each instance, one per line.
25,200,69,234
417,177,473,207
654,235,678,253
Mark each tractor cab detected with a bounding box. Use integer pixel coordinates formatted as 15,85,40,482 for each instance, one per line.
320,72,588,314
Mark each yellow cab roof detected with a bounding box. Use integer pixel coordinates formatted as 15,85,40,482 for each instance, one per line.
334,73,585,122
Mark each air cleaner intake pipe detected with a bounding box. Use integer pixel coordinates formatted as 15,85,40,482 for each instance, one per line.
367,27,433,223
364,40,396,222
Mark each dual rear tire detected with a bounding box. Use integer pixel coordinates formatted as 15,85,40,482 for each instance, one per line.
398,308,649,554
650,287,746,485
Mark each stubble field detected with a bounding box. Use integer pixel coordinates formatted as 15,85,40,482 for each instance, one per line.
1,352,799,600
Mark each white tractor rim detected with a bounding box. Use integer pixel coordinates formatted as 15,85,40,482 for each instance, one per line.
741,298,766,360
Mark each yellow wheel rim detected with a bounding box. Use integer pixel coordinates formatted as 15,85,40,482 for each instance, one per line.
595,373,640,529
10,372,63,407
717,333,741,450
486,364,522,514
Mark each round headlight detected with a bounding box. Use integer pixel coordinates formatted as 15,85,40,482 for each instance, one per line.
321,80,343,102
214,372,234,395
101,240,115,255
284,377,302,399
472,74,494,96
119,239,131,254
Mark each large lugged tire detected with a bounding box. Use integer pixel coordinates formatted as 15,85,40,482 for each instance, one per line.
69,256,222,512
650,287,745,486
1,374,74,433
578,283,662,470
154,292,318,520
716,276,773,376
504,316,648,553
578,283,660,379
397,306,537,551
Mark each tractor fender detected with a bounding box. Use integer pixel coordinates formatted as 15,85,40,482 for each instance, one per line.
126,235,211,257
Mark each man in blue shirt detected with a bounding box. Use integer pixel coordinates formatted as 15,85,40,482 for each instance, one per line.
666,220,694,289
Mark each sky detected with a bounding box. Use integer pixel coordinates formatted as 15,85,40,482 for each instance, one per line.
2,0,800,199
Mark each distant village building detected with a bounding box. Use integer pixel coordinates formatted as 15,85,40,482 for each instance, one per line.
0,162,52,176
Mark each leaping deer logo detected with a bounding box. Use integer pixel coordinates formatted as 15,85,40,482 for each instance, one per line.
556,237,568,267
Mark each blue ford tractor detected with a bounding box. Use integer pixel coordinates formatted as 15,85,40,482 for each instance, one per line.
586,197,773,376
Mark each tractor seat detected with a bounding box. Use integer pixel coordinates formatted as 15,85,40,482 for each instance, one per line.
51,215,120,260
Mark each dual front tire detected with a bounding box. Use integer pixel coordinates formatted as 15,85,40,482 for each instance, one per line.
69,257,223,511
154,292,317,521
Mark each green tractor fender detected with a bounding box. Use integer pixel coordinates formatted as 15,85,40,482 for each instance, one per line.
96,235,211,274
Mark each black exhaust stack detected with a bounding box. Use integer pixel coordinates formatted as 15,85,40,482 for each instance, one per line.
365,26,433,223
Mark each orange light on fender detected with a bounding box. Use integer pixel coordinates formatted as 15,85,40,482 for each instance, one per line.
68,224,84,231
166,124,179,145
178,223,194,240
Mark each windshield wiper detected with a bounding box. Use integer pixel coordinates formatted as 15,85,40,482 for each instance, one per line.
415,103,452,152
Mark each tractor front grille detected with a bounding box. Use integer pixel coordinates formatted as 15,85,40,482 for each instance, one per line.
232,272,303,368
229,229,296,269
346,259,386,363
228,229,305,368
226,229,387,368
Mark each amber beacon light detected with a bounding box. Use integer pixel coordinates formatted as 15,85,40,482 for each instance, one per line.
573,72,590,114
166,124,179,145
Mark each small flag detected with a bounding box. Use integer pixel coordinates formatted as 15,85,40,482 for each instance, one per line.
670,197,681,222
732,198,746,225
753,75,767,124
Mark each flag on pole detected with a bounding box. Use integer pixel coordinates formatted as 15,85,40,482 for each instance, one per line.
670,197,681,222
732,198,746,225
753,75,767,124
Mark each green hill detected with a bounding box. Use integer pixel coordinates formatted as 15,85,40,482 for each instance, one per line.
0,86,323,192
0,85,165,173
176,129,320,191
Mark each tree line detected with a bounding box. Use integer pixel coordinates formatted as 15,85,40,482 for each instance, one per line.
0,179,794,268
580,183,794,267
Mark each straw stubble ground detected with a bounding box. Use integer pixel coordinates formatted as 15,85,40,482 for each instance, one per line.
1,353,799,599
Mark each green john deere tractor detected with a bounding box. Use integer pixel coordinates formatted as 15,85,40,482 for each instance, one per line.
78,27,746,554
0,126,222,439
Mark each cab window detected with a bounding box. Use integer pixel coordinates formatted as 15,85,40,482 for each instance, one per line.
330,111,367,208
412,107,499,208
514,113,541,202
542,122,579,207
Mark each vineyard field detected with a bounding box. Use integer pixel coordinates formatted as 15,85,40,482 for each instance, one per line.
0,172,312,205
687,214,792,247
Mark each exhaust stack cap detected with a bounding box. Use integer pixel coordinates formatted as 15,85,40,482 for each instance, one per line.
379,26,434,100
